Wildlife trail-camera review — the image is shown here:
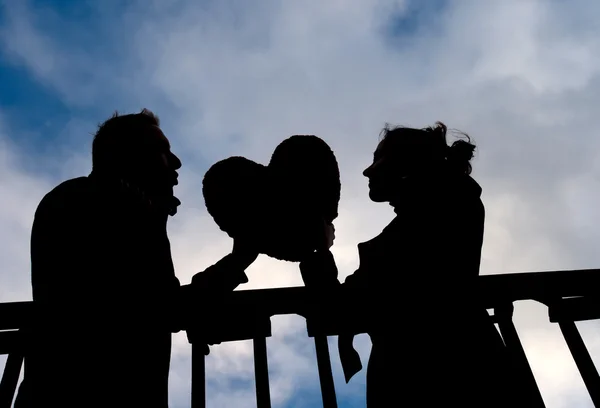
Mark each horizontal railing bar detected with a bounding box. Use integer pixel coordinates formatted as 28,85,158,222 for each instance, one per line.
549,297,600,323
477,269,600,306
0,302,33,331
0,331,21,355
1,269,600,333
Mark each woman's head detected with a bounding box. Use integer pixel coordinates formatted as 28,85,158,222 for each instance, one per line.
363,121,476,203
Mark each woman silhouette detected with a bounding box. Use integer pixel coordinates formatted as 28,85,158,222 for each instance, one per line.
302,122,514,407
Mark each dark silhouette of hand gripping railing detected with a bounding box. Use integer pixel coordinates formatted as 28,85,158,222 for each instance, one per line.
2,269,600,408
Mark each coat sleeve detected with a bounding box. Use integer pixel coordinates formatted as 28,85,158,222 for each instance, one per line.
190,254,249,293
299,249,340,289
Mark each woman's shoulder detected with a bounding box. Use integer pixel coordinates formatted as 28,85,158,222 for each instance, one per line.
444,174,482,200
357,217,403,255
447,175,485,218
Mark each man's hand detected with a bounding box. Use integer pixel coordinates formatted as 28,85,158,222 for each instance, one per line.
323,222,335,250
231,237,260,273
191,255,248,292
188,236,260,292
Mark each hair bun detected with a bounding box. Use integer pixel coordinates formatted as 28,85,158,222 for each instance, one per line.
447,139,476,175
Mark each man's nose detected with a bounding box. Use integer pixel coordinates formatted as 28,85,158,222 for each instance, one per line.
363,164,372,177
170,153,182,170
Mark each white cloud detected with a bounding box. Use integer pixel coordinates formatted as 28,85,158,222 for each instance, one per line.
0,124,51,301
3,0,600,406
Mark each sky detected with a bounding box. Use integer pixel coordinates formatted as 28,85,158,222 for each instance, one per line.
1,0,600,406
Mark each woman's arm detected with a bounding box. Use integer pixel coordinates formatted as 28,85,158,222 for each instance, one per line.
299,249,340,288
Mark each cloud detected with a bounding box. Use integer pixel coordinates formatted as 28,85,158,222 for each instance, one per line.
3,0,600,406
0,119,52,302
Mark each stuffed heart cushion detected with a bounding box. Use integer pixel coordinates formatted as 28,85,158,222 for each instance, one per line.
202,135,341,262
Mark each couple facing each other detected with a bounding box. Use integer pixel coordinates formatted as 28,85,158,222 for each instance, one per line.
208,121,519,407
16,108,516,408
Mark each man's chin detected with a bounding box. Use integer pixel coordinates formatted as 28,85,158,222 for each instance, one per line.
167,196,181,216
368,191,388,203
149,189,180,216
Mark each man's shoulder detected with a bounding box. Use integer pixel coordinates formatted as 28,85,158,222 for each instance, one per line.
52,176,91,192
36,176,93,215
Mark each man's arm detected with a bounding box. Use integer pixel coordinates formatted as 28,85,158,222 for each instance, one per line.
178,239,258,344
190,253,249,291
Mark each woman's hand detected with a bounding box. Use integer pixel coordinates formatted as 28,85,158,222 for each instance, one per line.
299,249,339,288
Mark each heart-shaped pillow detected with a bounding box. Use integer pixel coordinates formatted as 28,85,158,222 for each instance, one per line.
202,135,340,262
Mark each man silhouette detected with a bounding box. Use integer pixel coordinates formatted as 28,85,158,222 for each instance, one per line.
15,109,255,408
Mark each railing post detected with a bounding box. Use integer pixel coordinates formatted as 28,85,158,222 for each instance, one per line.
495,304,546,408
306,311,338,408
549,298,600,407
0,352,23,408
557,321,600,407
313,335,337,408
248,314,273,408
253,336,271,408
190,311,273,408
0,330,24,408
191,343,206,408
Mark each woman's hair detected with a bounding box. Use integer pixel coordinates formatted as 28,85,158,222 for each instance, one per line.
379,121,476,175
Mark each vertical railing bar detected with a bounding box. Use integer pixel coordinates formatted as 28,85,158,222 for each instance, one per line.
314,335,337,408
191,343,206,408
253,337,271,408
557,320,600,407
495,305,546,408
0,352,23,408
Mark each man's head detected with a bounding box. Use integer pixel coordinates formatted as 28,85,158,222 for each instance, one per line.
92,109,182,200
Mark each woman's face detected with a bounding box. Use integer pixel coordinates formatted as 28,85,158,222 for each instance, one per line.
363,140,394,202
363,138,413,203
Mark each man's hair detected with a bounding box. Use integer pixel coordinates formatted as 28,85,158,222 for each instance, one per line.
92,108,160,171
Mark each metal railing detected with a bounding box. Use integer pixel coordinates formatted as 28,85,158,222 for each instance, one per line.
2,269,600,407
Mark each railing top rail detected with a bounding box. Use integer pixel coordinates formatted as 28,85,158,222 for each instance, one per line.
1,268,599,332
